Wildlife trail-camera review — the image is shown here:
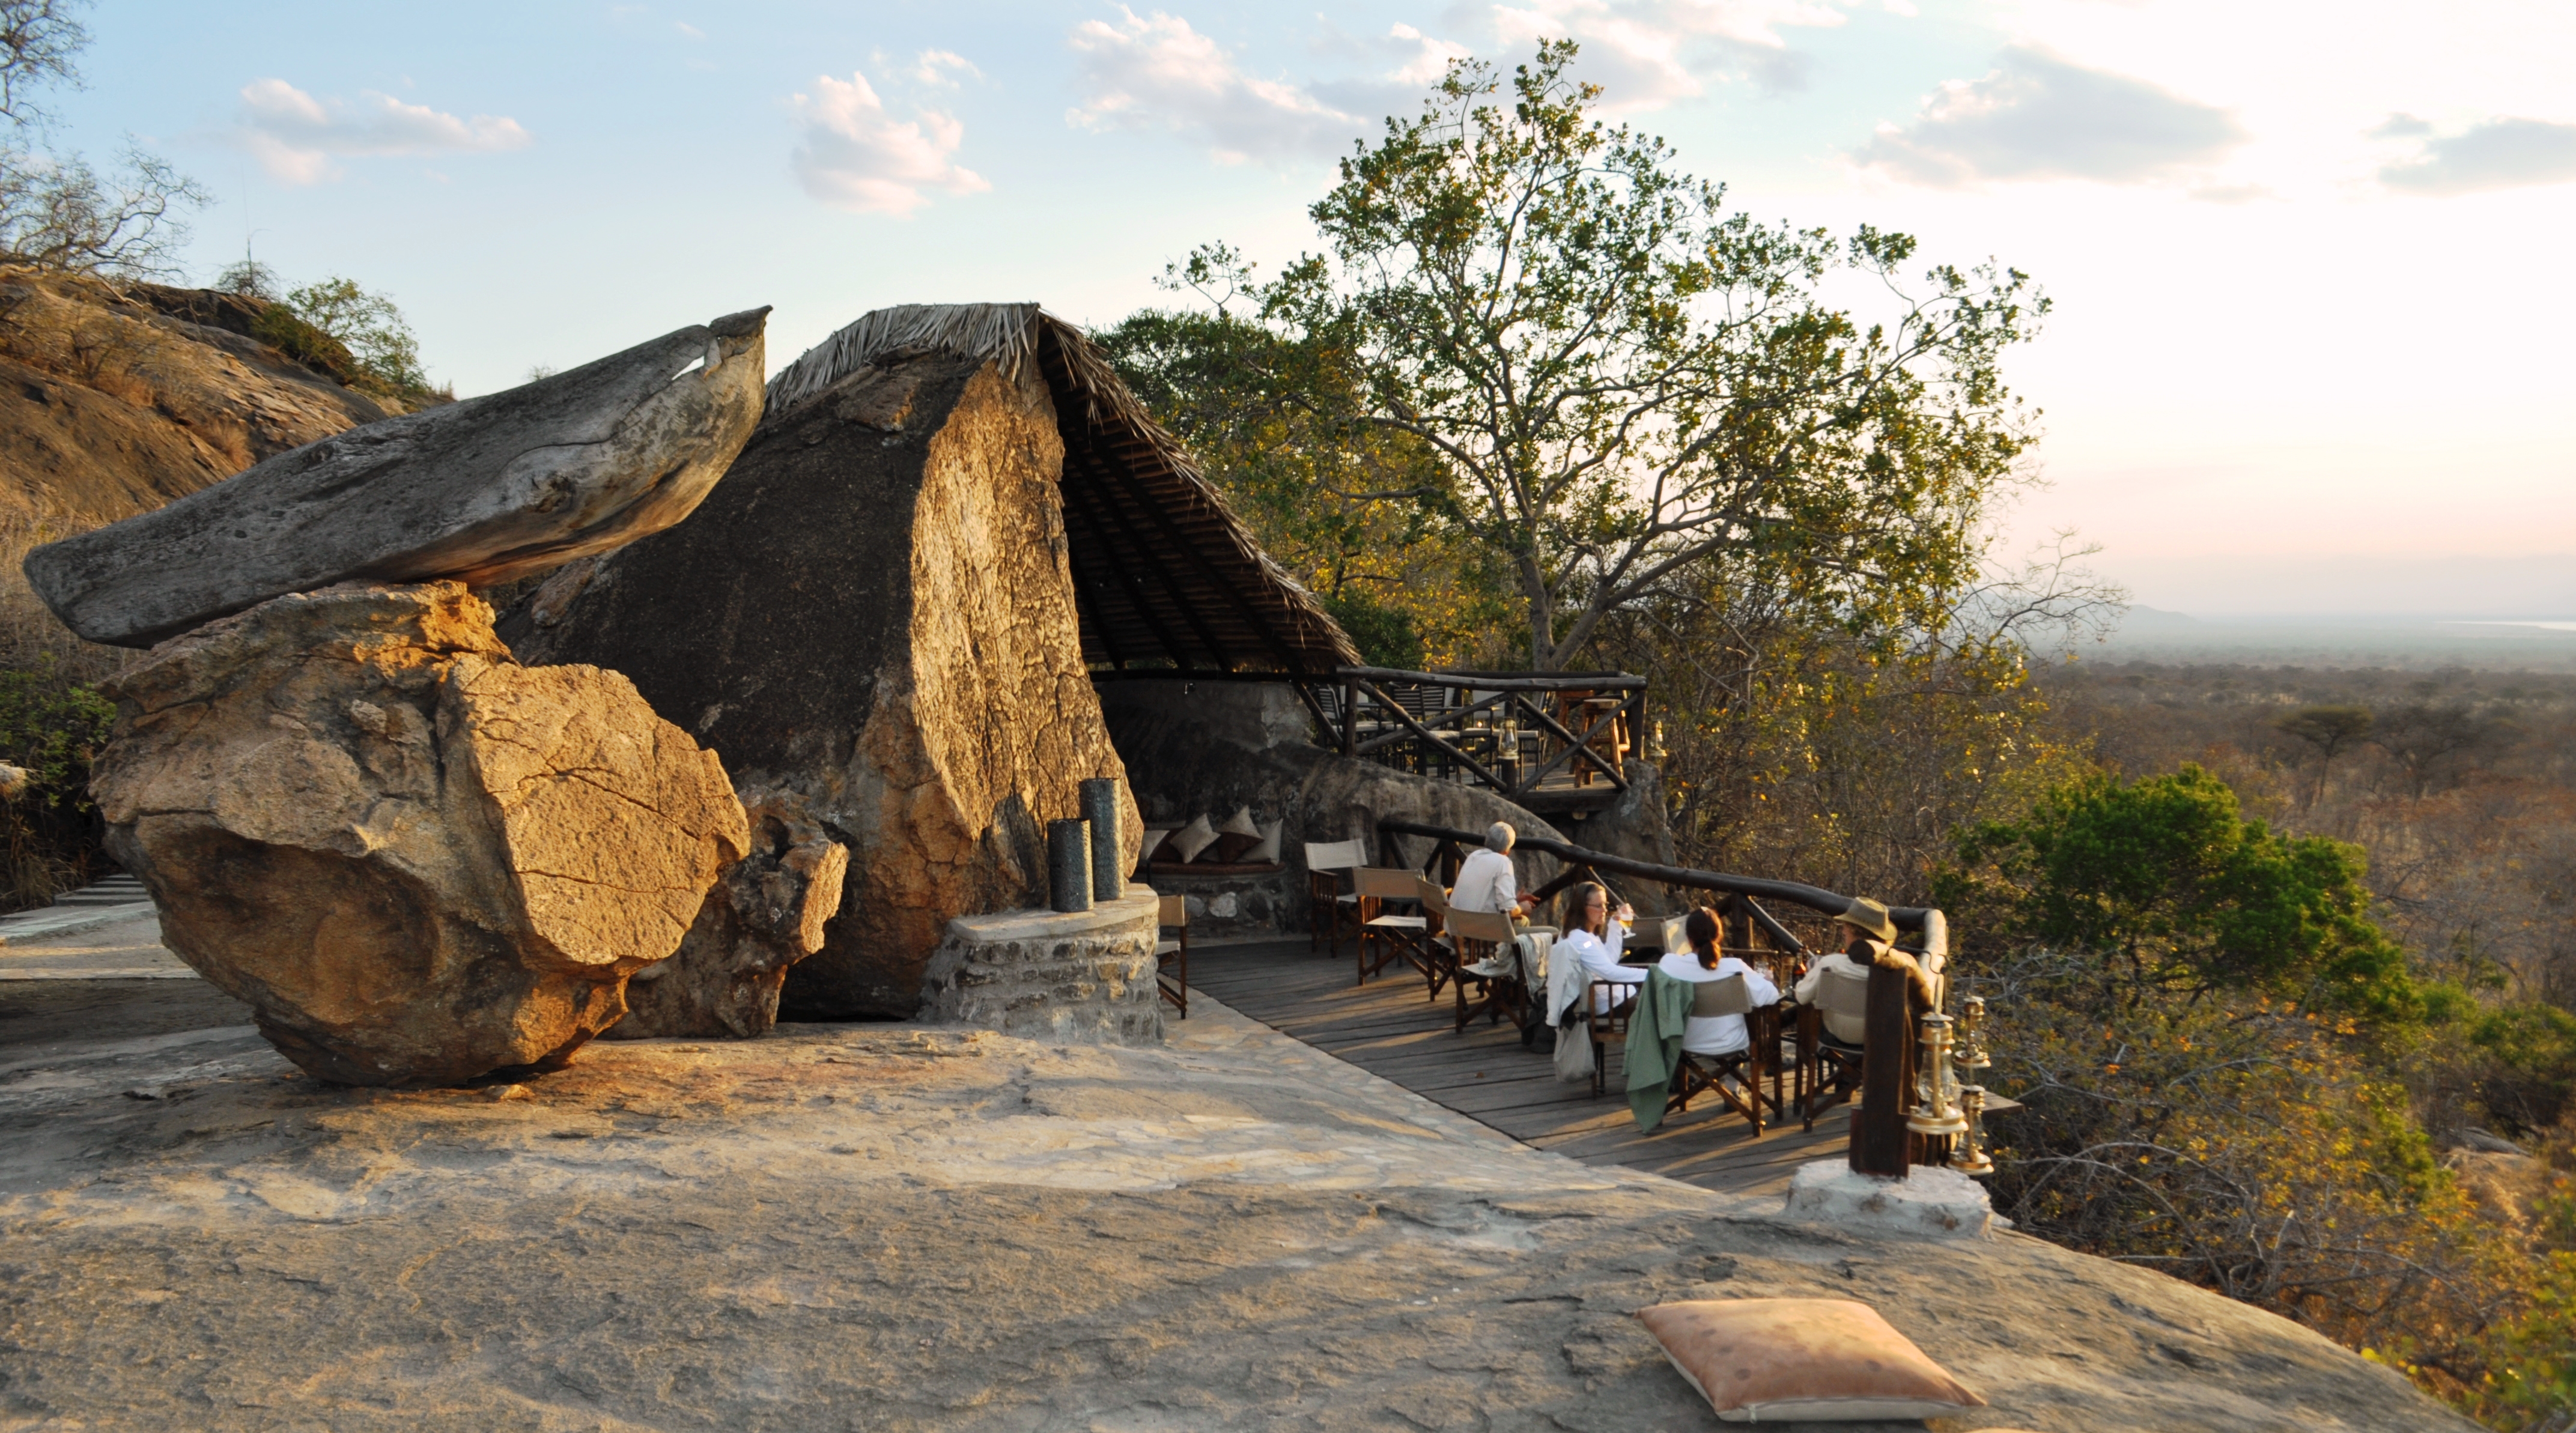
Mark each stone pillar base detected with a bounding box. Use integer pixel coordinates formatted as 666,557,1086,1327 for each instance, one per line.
1780,1160,2003,1238
919,889,1163,1045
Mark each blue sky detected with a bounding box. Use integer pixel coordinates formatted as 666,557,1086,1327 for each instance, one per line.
43,0,2576,617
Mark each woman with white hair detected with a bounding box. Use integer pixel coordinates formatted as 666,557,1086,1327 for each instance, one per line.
1449,821,1540,918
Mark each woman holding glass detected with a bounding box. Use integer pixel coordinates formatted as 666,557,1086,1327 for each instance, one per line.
1556,880,1641,1012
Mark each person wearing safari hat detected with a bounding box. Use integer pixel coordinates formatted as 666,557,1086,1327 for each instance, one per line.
1794,897,1896,1044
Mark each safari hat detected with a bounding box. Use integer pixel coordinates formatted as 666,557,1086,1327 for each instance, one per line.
1836,897,1897,944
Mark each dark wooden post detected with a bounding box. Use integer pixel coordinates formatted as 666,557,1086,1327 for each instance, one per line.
1850,961,1918,1177
1341,674,1359,757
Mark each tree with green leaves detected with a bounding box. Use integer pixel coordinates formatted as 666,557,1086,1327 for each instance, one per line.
1150,43,2044,670
1943,763,2414,1019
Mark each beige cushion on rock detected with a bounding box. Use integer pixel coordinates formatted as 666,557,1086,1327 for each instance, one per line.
1135,828,1175,872
1246,817,1283,864
1635,1298,1985,1423
1209,805,1263,863
1168,813,1220,864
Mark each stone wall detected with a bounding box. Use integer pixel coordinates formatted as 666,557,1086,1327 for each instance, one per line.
918,889,1162,1044
1098,679,1580,935
1146,865,1293,939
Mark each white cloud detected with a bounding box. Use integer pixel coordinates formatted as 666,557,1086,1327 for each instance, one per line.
910,50,982,87
789,71,989,216
2378,117,2576,196
235,79,532,184
1485,0,1848,106
1856,46,2246,187
1067,8,1365,164
676,21,705,40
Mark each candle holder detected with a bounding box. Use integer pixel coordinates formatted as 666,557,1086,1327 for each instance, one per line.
1906,1011,1968,1138
1950,1086,1996,1176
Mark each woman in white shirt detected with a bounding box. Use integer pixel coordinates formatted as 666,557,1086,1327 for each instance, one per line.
1656,907,1780,1056
1555,882,1641,1012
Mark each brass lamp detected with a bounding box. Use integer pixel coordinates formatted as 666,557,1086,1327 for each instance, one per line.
1906,1011,1969,1139
1949,996,1997,1176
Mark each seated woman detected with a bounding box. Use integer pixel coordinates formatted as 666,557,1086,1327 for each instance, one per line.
1793,897,1895,1046
1657,907,1780,1056
1555,881,1639,1012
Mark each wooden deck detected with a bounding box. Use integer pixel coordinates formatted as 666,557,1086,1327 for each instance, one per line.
1183,936,1850,1199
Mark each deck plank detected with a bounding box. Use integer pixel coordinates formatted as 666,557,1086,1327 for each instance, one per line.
1183,937,1850,1200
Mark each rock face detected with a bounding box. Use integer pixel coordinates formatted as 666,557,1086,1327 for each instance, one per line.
505,347,1140,1019
0,267,406,527
610,793,849,1040
25,308,771,648
91,581,748,1086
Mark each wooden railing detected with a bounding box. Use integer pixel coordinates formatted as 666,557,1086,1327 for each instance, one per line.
1372,816,1950,968
1310,667,1647,805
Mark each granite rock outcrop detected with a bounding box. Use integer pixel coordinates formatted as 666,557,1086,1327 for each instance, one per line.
611,792,849,1040
91,581,747,1085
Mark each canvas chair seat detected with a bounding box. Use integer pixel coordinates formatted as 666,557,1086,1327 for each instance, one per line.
1354,867,1435,987
1799,965,1874,1130
1445,905,1528,1035
1660,972,1782,1136
1305,838,1368,961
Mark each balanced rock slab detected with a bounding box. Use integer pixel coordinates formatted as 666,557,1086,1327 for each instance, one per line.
25,307,771,647
610,791,850,1040
92,581,748,1086
506,344,1138,1019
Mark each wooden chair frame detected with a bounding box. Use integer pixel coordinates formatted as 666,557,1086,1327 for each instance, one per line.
1355,867,1433,987
1444,905,1525,1034
1585,977,1641,1098
1798,965,1873,1130
1662,974,1781,1136
1155,894,1188,1019
1305,839,1367,960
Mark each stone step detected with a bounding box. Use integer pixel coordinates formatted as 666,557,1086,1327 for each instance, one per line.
0,874,157,946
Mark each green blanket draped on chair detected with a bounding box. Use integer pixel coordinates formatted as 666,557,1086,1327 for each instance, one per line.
1624,968,1697,1132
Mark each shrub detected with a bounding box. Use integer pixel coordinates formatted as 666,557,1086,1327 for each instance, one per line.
0,654,114,909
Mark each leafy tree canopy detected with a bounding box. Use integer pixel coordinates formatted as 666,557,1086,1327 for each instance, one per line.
1112,41,2045,670
1943,763,2416,1019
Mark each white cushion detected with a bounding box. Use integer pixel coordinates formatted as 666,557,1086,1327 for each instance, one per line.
1246,817,1283,864
1135,828,1175,871
1168,813,1220,864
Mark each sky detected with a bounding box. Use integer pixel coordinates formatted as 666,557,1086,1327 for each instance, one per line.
35,0,2576,619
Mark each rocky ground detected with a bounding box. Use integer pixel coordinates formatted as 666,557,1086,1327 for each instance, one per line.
0,962,2471,1432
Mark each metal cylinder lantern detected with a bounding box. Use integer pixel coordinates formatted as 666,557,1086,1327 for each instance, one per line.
1047,818,1093,913
1951,1086,1996,1177
1906,1011,1969,1138
1080,777,1125,903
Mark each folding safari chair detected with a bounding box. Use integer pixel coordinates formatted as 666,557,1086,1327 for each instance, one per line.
1355,867,1432,987
1664,974,1778,1136
1304,838,1367,960
1799,965,1872,1131
1444,906,1526,1034
1155,894,1188,1019
1585,978,1640,1098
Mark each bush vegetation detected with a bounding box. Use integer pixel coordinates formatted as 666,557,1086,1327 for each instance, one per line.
1098,41,2576,1428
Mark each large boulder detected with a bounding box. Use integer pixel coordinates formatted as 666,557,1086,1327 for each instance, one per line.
91,581,749,1086
506,347,1138,1019
24,307,770,647
609,791,849,1040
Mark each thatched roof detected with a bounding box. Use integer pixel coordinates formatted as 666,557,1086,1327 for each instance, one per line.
765,304,1359,677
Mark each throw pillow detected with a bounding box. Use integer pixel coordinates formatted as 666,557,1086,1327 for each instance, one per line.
1209,805,1263,864
1168,813,1220,864
1635,1298,1985,1423
1134,828,1175,873
1245,817,1283,865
